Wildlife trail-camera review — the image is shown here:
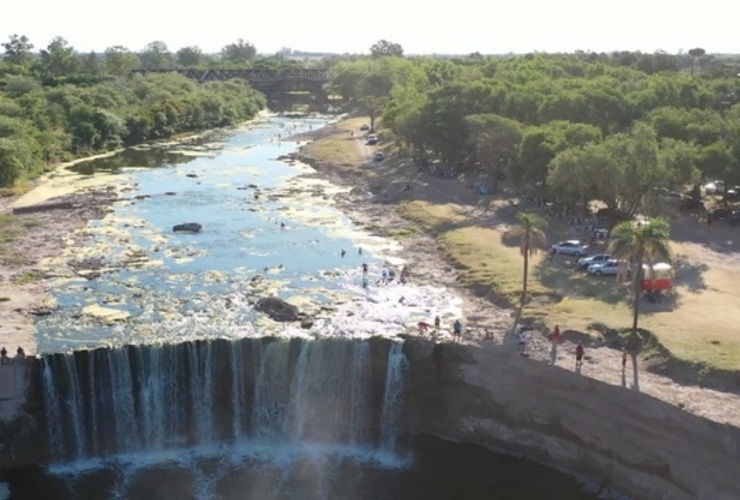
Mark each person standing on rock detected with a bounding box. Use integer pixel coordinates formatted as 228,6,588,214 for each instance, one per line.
362,263,368,275
453,319,463,342
434,315,441,333
622,348,628,375
551,325,561,346
517,329,527,355
576,341,585,369
0,347,7,364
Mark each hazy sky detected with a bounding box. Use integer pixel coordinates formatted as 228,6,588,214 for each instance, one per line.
1,0,734,56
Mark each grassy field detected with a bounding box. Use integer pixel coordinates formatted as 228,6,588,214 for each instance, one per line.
299,117,369,169
401,200,740,372
303,117,740,372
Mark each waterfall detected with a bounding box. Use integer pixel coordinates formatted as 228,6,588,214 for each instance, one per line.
380,342,409,449
40,337,408,462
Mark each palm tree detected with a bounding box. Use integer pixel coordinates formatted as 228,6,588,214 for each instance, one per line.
609,217,671,389
510,212,547,304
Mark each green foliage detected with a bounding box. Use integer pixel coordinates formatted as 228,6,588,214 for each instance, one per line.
369,40,404,58
220,39,257,64
509,212,548,301
326,51,740,212
609,217,672,340
3,34,34,68
38,37,81,78
176,46,205,67
12,270,45,285
103,46,141,76
139,41,175,70
0,69,266,186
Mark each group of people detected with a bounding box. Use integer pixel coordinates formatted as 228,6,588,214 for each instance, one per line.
0,346,25,365
417,316,465,341
545,325,584,368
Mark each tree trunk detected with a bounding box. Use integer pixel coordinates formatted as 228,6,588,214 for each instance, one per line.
631,252,644,390
522,237,530,305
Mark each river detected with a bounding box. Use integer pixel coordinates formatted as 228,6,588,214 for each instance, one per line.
35,113,464,353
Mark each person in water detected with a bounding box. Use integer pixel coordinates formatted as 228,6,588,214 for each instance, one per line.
341,249,346,258
362,263,368,274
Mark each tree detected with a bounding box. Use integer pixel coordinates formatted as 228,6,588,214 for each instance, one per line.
370,39,404,58
609,218,671,390
3,34,34,67
104,46,140,76
602,122,662,217
139,41,174,69
39,37,81,77
518,121,602,186
508,212,547,304
82,52,102,76
464,114,523,186
176,46,204,67
548,142,622,214
220,39,256,64
688,47,706,76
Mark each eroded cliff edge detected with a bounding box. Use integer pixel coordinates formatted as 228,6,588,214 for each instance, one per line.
402,339,740,500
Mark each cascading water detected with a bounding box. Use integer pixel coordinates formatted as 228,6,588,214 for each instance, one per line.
40,337,407,463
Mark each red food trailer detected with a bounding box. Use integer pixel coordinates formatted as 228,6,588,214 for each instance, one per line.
641,262,674,292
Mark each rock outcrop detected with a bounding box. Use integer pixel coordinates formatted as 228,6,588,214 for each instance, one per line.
402,339,740,500
254,297,300,322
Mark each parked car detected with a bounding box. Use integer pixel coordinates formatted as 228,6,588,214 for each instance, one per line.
373,152,384,162
587,259,629,276
728,210,740,226
724,187,740,201
710,207,730,220
679,197,704,211
360,124,370,131
367,134,378,145
551,240,589,256
577,254,612,269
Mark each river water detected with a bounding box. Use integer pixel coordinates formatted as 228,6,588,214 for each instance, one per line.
11,114,616,499
36,113,464,353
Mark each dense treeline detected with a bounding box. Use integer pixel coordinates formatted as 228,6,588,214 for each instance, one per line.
0,35,268,188
330,50,740,215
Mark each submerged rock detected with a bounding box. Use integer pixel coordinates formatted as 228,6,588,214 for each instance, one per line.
255,297,300,322
173,222,202,233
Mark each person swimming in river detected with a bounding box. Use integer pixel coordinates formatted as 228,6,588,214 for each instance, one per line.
341,249,346,258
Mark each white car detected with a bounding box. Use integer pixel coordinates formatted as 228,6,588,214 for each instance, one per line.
577,254,612,269
587,259,629,276
551,240,589,256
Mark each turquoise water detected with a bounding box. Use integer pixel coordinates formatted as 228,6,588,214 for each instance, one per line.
37,115,464,352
